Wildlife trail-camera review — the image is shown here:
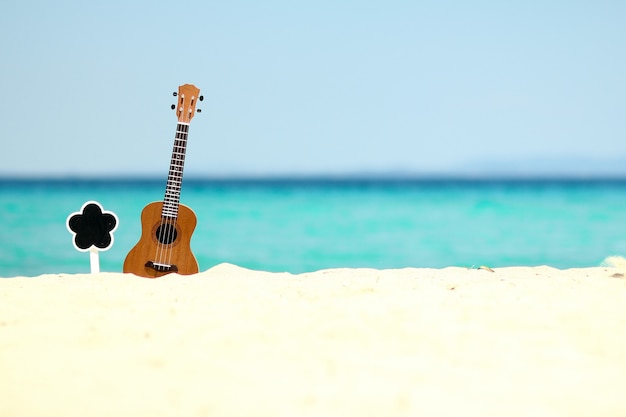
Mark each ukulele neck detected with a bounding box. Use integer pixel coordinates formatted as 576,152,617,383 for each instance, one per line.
161,122,190,218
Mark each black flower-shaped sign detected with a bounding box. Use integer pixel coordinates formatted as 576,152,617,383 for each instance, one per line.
66,201,118,251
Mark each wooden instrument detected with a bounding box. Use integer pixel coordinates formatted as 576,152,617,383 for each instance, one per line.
123,84,202,278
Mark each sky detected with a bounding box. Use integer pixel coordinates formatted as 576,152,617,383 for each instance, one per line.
1,0,625,178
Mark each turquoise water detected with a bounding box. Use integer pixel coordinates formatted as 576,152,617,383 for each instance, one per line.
2,178,626,277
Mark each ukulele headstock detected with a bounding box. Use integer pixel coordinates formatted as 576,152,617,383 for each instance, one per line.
172,84,202,123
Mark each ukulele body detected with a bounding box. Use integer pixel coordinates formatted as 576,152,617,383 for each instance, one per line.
123,202,199,278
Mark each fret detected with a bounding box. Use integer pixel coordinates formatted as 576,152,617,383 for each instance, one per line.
160,122,191,219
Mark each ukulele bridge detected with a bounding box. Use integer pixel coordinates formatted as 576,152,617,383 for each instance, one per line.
145,261,179,273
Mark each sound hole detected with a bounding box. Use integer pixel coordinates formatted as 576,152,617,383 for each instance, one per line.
156,223,178,244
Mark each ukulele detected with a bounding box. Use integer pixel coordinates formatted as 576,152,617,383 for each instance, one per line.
123,84,202,278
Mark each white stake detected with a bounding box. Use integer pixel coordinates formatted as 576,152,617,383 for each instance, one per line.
90,247,100,274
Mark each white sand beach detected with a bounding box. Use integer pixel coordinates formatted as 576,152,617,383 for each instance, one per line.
2,263,626,417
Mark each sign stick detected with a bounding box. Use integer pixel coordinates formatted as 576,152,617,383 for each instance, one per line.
90,247,100,274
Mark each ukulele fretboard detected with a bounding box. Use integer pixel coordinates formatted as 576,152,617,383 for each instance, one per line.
162,123,190,218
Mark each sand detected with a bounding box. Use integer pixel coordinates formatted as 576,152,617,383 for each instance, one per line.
1,264,626,417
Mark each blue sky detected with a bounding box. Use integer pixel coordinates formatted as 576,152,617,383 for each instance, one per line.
1,0,625,177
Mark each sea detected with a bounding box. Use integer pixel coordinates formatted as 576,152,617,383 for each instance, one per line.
2,177,626,277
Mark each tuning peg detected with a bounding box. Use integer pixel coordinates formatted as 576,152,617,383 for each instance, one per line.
171,104,175,110
173,92,177,97
199,95,204,101
197,109,202,113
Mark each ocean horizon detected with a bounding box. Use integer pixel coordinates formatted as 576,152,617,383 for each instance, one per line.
2,176,626,277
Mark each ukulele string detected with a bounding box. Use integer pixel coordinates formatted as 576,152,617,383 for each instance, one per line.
164,214,175,269
157,142,181,271
165,214,178,270
159,215,176,271
155,211,173,270
154,215,166,269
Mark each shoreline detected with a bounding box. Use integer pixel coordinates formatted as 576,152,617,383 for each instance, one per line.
2,264,626,416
